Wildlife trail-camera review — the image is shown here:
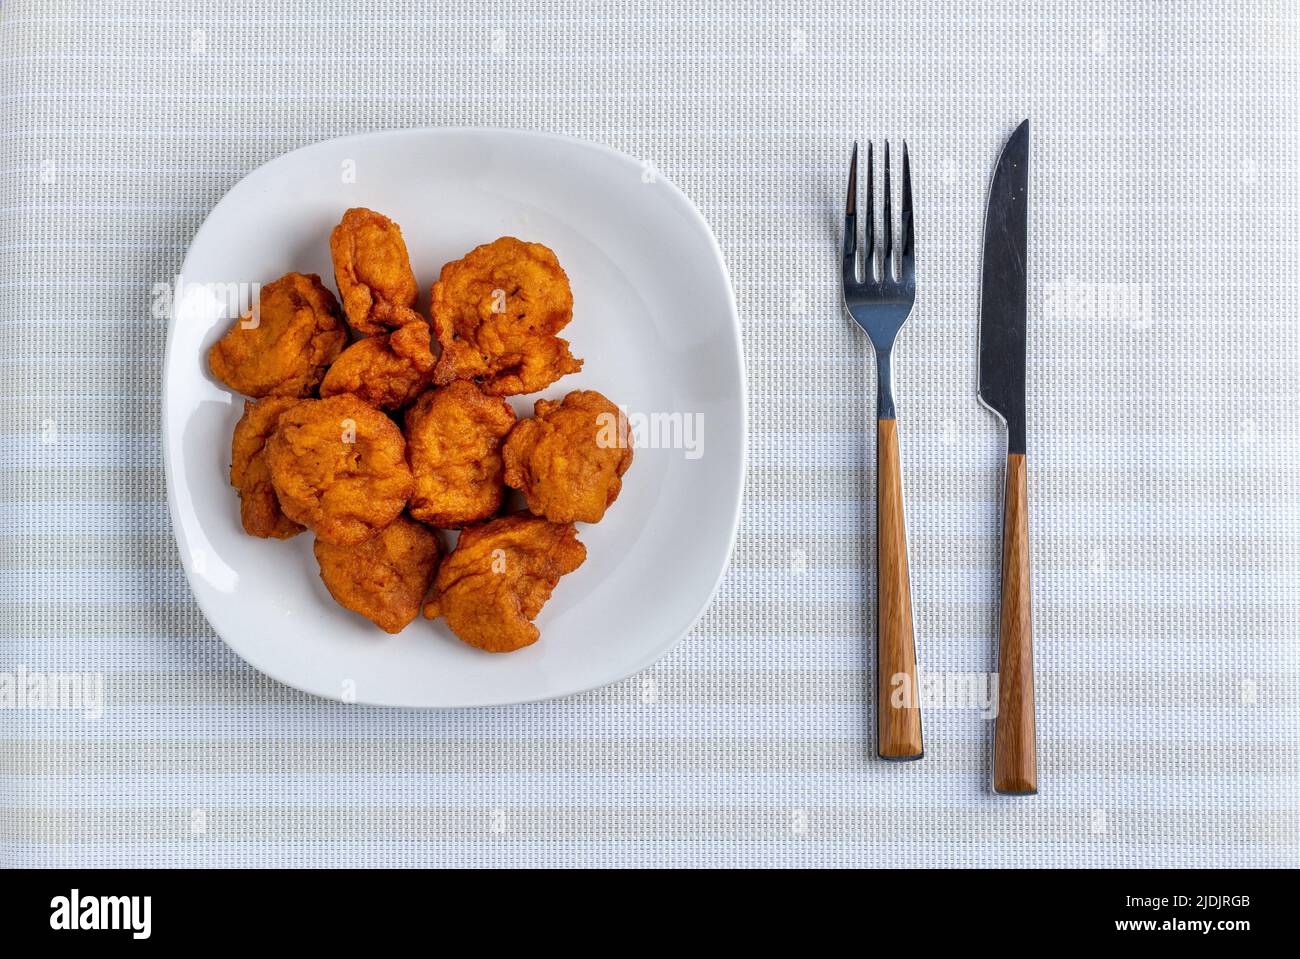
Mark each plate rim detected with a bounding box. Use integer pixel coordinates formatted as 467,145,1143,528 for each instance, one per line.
161,127,747,708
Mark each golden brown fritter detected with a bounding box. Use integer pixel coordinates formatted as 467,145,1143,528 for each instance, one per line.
329,207,422,336
265,394,413,545
423,513,586,652
503,390,634,524
403,380,516,528
430,237,583,396
314,515,442,633
207,272,347,397
319,320,436,410
229,397,304,539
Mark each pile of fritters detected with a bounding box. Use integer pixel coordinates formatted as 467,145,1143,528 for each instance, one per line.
208,209,633,650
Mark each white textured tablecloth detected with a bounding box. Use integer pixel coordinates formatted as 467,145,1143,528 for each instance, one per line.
2,0,1297,868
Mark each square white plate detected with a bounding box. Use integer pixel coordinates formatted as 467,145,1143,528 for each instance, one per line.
162,129,746,707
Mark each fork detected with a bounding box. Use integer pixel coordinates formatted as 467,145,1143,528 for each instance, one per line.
842,141,924,761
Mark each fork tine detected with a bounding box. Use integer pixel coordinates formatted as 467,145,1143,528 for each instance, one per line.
900,141,914,274
882,142,893,281
843,142,859,286
865,142,875,282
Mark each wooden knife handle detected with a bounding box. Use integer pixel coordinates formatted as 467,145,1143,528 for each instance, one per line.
993,452,1037,794
876,418,923,760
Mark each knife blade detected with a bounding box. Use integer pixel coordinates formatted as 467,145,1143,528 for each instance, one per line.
979,119,1029,453
978,119,1037,795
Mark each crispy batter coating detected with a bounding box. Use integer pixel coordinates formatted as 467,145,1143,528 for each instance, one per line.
207,272,347,397
430,237,583,395
265,394,413,545
329,208,422,336
503,390,634,524
314,515,442,633
423,513,586,652
229,397,304,539
403,380,516,528
320,320,436,410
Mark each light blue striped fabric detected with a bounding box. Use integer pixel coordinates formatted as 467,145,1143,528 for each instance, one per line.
2,0,1297,867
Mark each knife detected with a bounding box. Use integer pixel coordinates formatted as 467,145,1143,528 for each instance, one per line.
978,119,1037,795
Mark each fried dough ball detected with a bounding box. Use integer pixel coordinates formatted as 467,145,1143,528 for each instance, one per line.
229,397,303,539
320,320,436,410
430,236,583,395
207,272,346,397
403,380,516,528
265,394,413,545
503,390,634,524
329,207,422,336
423,513,586,652
314,515,442,633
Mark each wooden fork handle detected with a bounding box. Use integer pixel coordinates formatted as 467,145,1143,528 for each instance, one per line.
993,453,1037,794
876,418,923,760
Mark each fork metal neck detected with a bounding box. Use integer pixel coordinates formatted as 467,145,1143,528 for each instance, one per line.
876,350,896,420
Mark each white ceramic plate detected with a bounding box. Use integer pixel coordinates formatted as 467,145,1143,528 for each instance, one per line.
162,129,745,707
